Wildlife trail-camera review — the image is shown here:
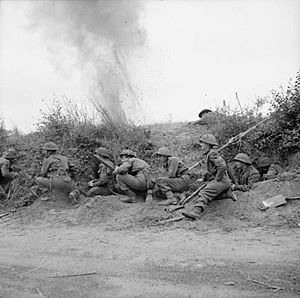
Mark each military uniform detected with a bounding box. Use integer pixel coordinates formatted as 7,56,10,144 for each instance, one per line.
36,152,77,195
0,153,18,199
87,160,115,197
257,157,283,181
35,143,79,201
154,147,190,205
182,134,231,220
115,157,150,193
232,153,260,192
194,149,231,209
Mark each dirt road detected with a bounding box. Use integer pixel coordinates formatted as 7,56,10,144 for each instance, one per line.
0,209,299,298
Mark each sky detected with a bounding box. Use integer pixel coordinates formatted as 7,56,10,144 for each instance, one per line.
0,0,299,132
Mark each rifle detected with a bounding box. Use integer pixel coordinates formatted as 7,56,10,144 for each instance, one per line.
188,116,271,171
93,155,115,171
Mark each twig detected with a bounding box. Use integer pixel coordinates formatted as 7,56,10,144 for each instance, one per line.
36,288,44,296
48,272,98,278
0,213,9,219
155,215,186,225
247,278,284,291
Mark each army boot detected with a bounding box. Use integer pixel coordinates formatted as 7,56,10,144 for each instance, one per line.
158,191,179,206
120,189,137,203
182,203,206,220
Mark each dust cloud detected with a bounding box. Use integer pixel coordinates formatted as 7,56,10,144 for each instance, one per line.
28,0,145,123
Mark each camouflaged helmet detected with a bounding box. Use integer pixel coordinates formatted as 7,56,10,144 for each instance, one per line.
42,142,59,151
199,134,218,146
154,147,172,157
120,149,136,158
233,153,252,165
257,157,272,168
3,148,17,159
94,147,112,159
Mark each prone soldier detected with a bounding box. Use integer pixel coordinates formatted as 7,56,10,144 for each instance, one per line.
257,157,283,181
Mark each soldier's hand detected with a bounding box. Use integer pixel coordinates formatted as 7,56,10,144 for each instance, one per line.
231,184,236,191
196,178,204,183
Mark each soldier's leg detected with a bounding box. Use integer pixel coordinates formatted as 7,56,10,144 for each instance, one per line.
87,186,111,197
183,180,231,219
156,177,189,205
0,184,7,200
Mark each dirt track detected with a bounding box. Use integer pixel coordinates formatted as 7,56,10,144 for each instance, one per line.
0,200,299,298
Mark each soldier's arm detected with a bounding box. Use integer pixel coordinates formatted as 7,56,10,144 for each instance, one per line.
93,166,110,186
115,160,131,174
68,160,78,178
264,164,283,180
167,158,179,178
209,151,227,181
234,171,260,191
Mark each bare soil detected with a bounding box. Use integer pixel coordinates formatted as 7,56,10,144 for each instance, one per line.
0,123,299,297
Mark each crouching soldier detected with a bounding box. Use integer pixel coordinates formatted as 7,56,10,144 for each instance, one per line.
113,150,150,203
0,149,19,200
153,147,190,206
87,147,115,197
35,142,80,203
182,134,231,220
257,157,283,181
231,153,260,191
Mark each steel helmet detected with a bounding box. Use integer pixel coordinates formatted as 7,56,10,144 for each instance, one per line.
154,147,172,157
95,147,112,158
198,109,212,119
257,157,272,168
3,149,17,159
199,134,218,146
120,149,137,158
233,153,252,165
42,142,59,151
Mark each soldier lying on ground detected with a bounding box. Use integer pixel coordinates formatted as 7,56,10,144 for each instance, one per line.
87,147,115,197
153,147,190,206
257,157,283,181
231,153,260,192
182,134,231,220
35,142,80,203
0,149,19,200
113,149,151,203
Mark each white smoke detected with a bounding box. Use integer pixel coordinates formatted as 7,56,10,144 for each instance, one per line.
28,0,145,123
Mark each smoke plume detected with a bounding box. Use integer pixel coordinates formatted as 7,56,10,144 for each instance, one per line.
29,0,145,123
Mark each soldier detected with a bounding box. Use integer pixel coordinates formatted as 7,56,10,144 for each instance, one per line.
113,149,150,203
35,142,80,203
182,134,231,220
87,147,115,197
257,157,283,181
153,147,190,206
0,149,19,200
231,153,260,191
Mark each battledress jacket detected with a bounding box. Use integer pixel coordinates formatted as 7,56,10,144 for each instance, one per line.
163,156,189,178
263,164,283,180
234,165,260,191
203,149,229,182
41,153,76,178
115,158,150,175
0,157,16,180
94,160,114,186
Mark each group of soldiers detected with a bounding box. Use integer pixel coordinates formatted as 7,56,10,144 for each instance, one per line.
0,133,282,220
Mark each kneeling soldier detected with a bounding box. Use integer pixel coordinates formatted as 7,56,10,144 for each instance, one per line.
231,153,260,191
154,147,190,206
182,134,231,220
87,147,115,197
36,142,80,203
114,149,150,203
